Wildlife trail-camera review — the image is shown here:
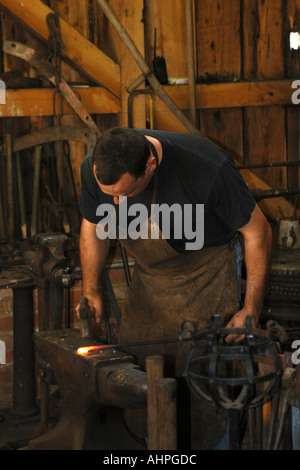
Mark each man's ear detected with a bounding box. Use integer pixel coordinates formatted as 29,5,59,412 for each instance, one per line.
146,155,157,172
93,163,99,183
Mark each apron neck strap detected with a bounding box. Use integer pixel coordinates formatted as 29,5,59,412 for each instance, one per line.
148,140,160,205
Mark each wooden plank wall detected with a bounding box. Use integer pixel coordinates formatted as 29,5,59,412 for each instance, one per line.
0,0,299,216
195,0,299,208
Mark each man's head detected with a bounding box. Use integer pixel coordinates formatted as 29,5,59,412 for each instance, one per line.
92,127,157,204
93,127,151,185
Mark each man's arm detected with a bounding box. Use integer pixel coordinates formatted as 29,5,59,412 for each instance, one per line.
225,204,272,343
78,217,110,322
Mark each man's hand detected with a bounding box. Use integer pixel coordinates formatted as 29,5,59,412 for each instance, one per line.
78,218,110,325
225,204,272,344
224,307,259,344
76,290,103,324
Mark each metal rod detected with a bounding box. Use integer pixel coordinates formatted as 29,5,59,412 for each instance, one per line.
5,133,14,245
31,145,42,237
15,151,27,239
228,409,242,450
77,336,192,355
266,389,281,450
252,188,300,200
238,160,300,170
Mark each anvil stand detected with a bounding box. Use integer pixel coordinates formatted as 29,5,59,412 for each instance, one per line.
9,285,39,422
0,265,39,425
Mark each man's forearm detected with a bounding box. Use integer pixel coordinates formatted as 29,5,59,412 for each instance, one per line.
225,204,272,342
79,218,110,294
243,226,272,319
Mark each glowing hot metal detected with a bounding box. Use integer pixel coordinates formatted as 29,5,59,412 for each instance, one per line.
76,336,192,356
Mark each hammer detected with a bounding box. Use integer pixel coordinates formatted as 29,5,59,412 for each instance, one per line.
78,296,93,338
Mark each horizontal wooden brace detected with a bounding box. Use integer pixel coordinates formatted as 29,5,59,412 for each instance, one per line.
0,87,120,117
163,80,296,109
0,79,294,118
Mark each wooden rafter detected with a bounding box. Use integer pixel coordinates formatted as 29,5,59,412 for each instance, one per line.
0,0,121,98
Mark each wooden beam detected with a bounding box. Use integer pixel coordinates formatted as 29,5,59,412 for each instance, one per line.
150,103,300,221
0,0,120,97
0,87,120,117
109,0,146,128
161,80,295,109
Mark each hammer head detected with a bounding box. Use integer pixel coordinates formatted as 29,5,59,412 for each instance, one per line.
78,296,92,338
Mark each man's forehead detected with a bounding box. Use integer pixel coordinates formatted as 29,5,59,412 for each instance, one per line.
98,172,139,196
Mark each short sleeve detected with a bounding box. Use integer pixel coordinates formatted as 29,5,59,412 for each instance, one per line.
78,152,99,224
208,155,256,230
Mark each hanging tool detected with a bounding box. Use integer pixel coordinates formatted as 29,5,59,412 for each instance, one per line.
152,28,168,85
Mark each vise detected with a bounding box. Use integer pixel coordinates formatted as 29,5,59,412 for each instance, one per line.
30,329,149,450
20,232,78,330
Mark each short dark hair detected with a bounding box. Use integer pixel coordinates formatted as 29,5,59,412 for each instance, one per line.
92,127,151,185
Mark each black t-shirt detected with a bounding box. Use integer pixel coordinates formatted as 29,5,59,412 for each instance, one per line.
78,129,256,252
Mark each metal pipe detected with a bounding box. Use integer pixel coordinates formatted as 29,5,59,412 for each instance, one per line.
10,286,39,420
128,88,154,128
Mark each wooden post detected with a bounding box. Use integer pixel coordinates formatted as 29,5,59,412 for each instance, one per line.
146,355,164,450
185,0,197,126
156,378,177,450
109,0,146,127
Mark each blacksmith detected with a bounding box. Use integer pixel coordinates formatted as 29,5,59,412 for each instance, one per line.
77,126,272,449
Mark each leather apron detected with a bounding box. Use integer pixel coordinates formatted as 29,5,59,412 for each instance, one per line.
118,144,240,449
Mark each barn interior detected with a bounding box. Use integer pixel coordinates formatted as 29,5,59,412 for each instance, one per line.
0,0,300,452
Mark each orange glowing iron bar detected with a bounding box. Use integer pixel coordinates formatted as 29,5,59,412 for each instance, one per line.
76,337,192,356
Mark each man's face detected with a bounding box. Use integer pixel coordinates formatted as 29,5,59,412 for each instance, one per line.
93,155,156,205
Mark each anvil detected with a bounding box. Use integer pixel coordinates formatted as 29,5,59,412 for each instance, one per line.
29,329,148,450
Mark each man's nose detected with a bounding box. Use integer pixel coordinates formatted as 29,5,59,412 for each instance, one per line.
114,196,126,205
